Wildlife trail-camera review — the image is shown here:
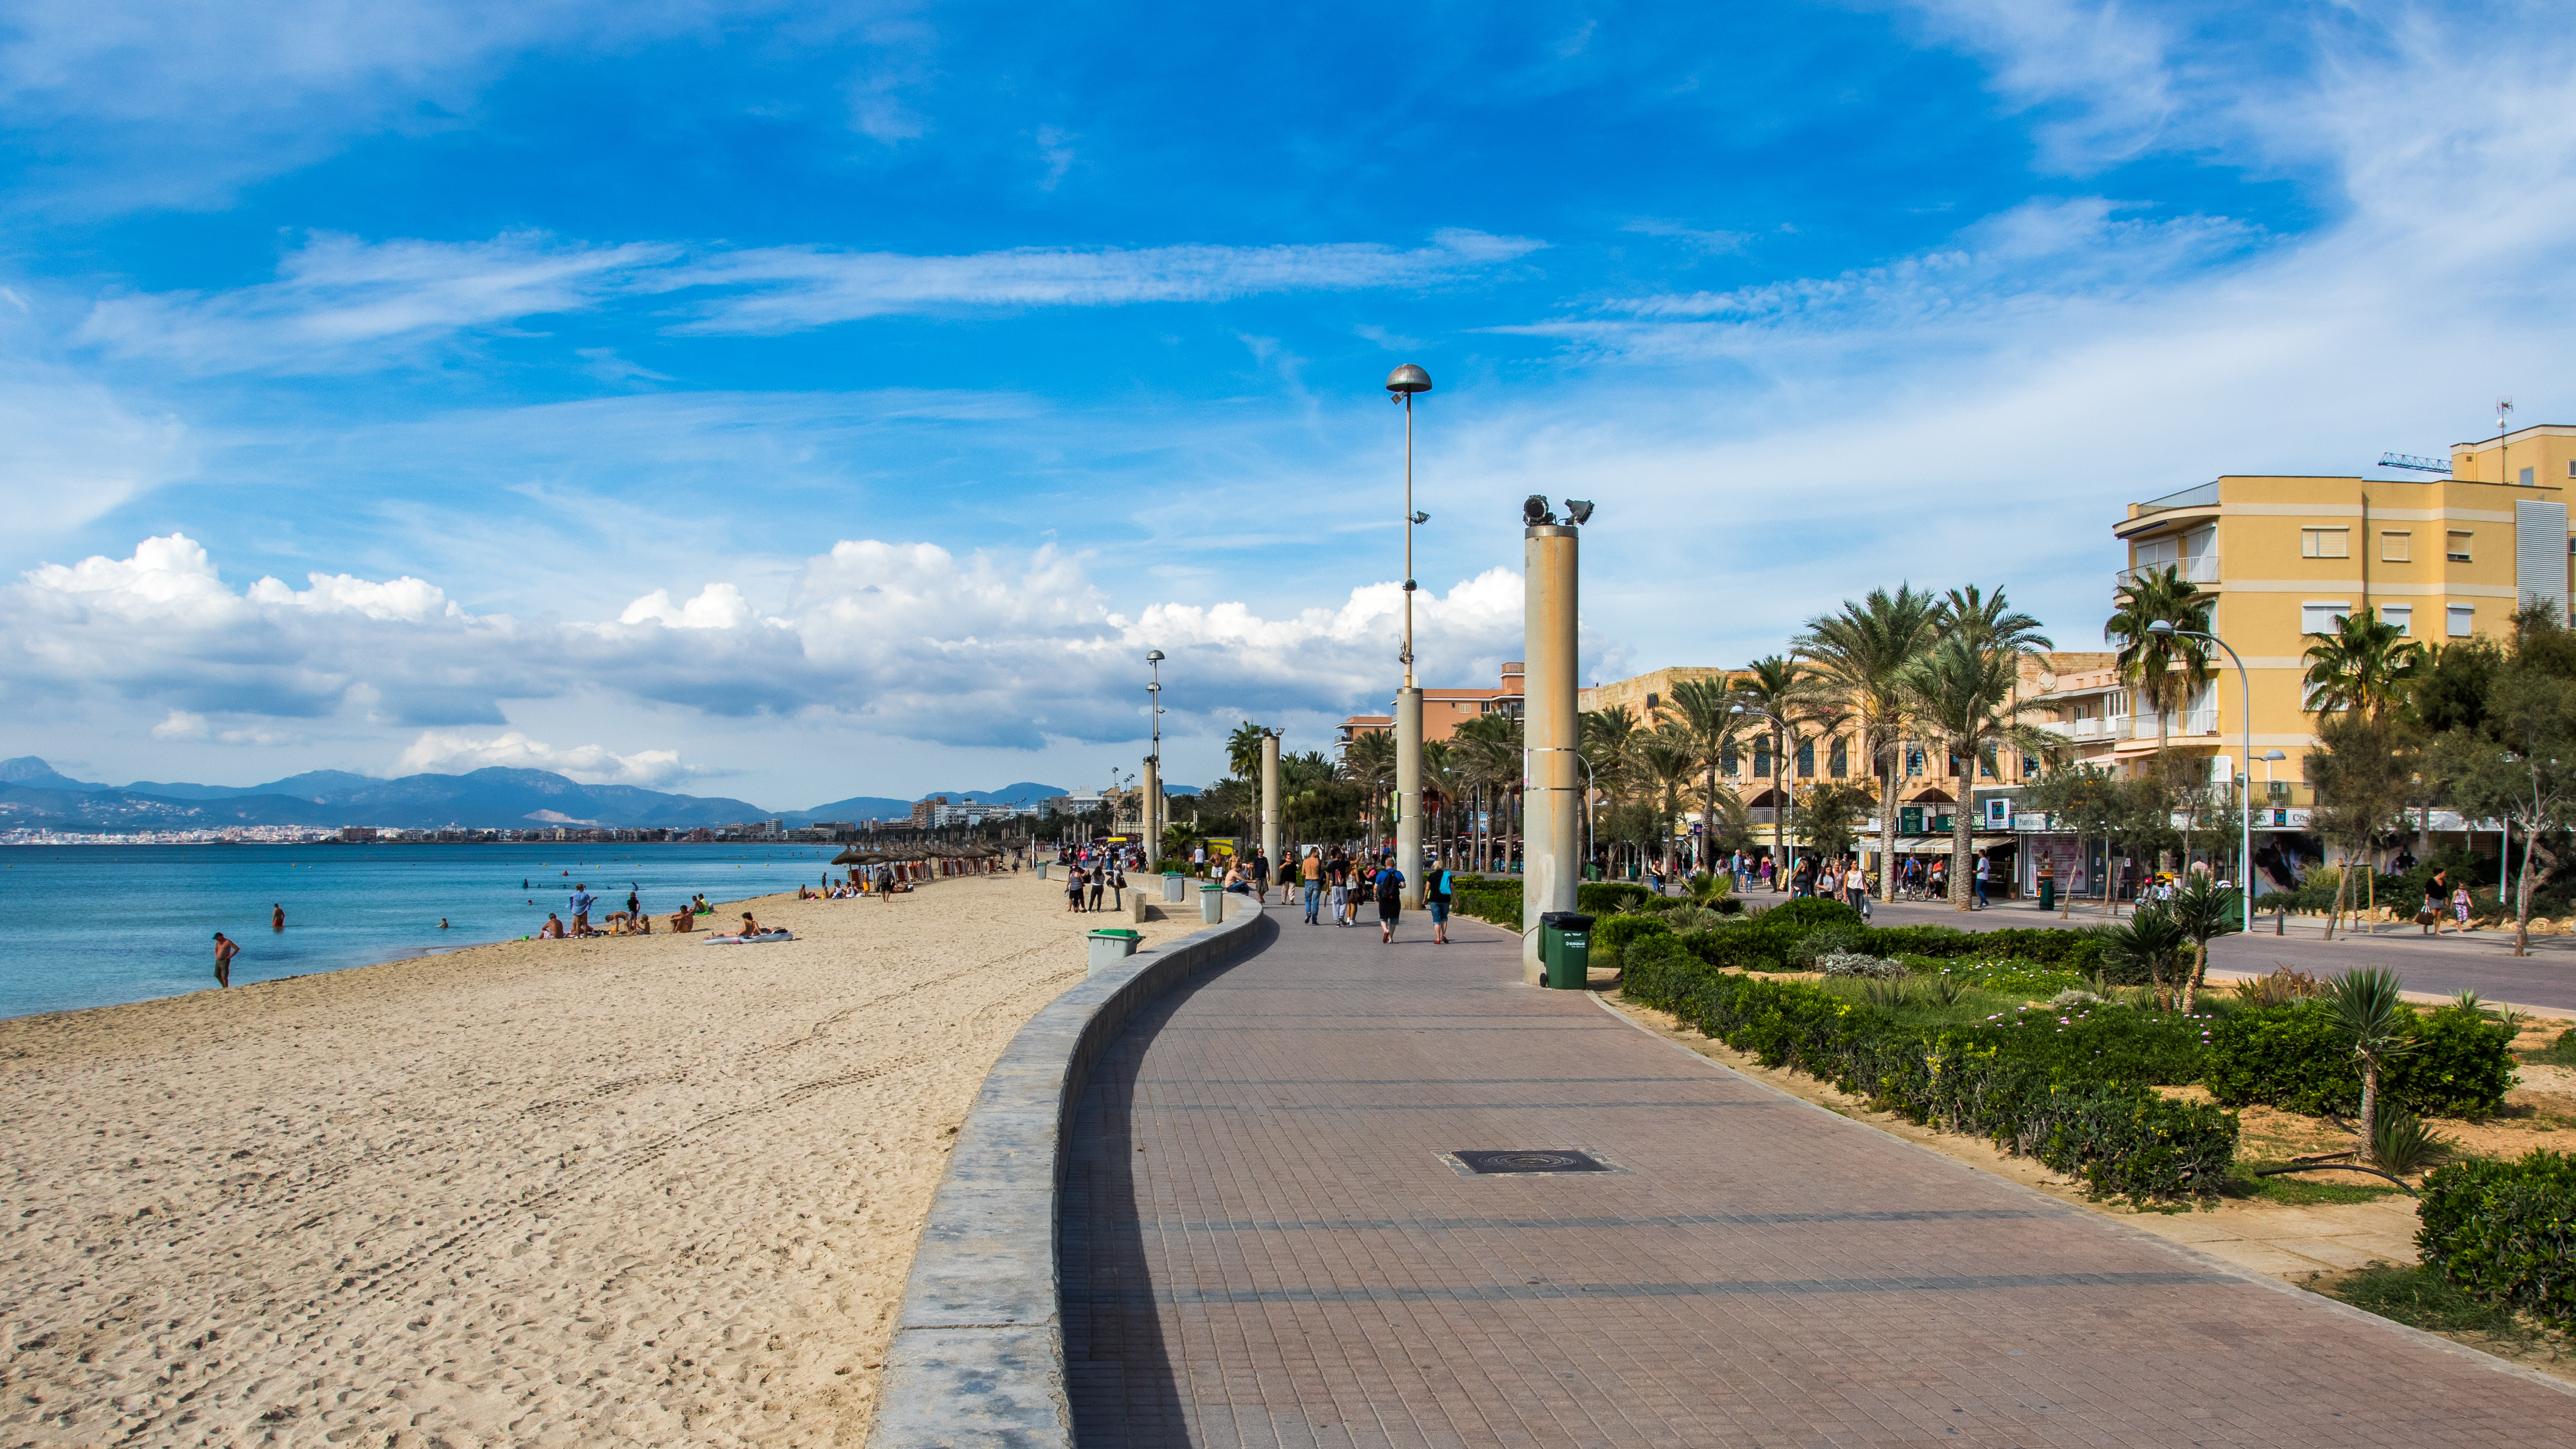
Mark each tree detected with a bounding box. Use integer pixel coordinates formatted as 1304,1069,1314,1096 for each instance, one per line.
1666,676,1752,877
2106,565,2214,755
2306,712,2418,940
1898,634,2050,911
1733,655,1813,886
1450,711,1523,873
2302,612,2421,720
1797,585,1942,902
1582,706,1643,875
1789,780,1876,867
2100,907,2191,1009
1634,728,1700,875
1224,720,1270,784
2327,967,2415,1156
2430,619,2576,955
2166,873,2242,1013
1342,730,1398,842
2022,764,2119,917
1936,584,2054,657
1420,739,1461,868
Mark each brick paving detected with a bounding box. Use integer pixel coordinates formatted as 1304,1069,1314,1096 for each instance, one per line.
1061,903,2576,1446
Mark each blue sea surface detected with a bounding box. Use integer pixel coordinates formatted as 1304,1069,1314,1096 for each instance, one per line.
0,843,850,1019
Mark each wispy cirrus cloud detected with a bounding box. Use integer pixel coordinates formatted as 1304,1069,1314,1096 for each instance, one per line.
66,227,1547,372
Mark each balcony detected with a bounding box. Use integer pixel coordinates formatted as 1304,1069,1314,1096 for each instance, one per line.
2116,554,2221,589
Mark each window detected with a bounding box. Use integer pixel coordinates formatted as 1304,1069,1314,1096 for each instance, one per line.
1752,745,1772,778
1796,740,1814,778
1644,692,1658,711
2301,601,2351,633
2568,461,2575,479
2448,530,2474,562
1828,739,1848,779
2379,604,2412,635
2380,531,2410,562
1905,747,1925,777
2132,536,2179,571
2448,605,2476,638
2520,466,2536,486
2302,527,2350,558
1720,743,1738,777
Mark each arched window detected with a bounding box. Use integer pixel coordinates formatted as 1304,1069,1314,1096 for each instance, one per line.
1829,740,1848,779
1796,740,1815,778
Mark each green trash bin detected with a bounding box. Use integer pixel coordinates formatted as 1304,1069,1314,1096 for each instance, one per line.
1539,911,1595,990
2038,878,2056,912
1086,927,1142,974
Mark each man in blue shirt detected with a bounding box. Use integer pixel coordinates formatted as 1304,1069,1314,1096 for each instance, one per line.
570,884,597,935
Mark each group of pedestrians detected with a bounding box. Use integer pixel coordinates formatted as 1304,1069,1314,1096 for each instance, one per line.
1063,857,1131,913
1288,847,1451,944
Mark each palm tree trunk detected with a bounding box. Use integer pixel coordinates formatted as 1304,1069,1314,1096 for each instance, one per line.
1952,773,1974,912
2357,1059,2379,1153
2323,851,2353,941
1876,739,1898,905
2182,942,2204,1013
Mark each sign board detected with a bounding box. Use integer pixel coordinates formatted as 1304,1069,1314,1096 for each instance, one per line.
1898,806,1923,834
1984,798,2010,828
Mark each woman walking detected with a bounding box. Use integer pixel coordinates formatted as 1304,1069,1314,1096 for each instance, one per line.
1065,866,1087,913
1374,855,1405,943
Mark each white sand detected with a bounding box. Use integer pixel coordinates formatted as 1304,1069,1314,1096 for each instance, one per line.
0,870,1204,1447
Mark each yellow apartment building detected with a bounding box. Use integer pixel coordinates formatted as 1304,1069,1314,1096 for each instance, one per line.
2038,426,2576,791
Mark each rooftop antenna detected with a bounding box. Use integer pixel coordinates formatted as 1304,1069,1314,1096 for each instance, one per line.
2377,451,2450,474
2497,396,2517,485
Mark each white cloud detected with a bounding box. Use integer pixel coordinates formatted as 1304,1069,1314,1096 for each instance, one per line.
1888,0,2177,169
76,232,678,374
396,729,693,787
658,229,1548,334
3,532,1543,752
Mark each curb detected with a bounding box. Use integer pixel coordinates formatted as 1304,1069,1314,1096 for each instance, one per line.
867,894,1270,1446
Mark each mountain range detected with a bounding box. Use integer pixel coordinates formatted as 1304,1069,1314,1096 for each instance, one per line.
0,757,1096,832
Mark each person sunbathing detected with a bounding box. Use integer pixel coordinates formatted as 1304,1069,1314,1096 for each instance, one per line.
539,914,567,939
667,908,694,933
738,912,764,936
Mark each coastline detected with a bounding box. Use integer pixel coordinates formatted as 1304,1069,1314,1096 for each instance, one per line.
0,868,1196,1447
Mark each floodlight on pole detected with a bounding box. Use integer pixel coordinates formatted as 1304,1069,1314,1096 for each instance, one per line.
1386,364,1432,899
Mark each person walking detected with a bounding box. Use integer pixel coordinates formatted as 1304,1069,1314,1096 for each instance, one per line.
1301,848,1324,924
1109,866,1125,911
1974,854,1991,910
1065,866,1086,913
1424,862,1453,945
212,931,238,989
1374,856,1406,943
1087,868,1105,913
1249,850,1271,905
1328,862,1351,929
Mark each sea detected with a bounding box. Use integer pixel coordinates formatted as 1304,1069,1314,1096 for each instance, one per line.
0,842,852,1020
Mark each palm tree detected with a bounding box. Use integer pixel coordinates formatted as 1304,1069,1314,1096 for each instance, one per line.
2106,566,2214,755
1343,730,1397,843
1224,721,1269,784
2165,872,2242,1012
1899,634,2051,910
1797,586,1942,902
2328,967,2417,1154
2101,907,2192,1009
1666,676,1752,878
1936,584,2053,656
1733,655,1812,888
2302,613,2422,719
1421,739,1461,868
1634,728,1700,876
1582,706,1642,874
1450,711,1523,873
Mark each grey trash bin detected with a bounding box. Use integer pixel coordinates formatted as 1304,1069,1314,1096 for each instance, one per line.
1200,884,1224,924
1163,872,1187,903
1087,928,1141,975
1036,862,1049,880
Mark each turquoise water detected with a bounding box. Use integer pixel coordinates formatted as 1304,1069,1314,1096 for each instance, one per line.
0,843,848,1020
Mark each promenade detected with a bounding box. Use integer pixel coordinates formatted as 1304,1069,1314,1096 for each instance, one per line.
1060,901,2574,1447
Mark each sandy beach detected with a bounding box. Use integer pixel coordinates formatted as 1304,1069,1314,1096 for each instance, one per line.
0,869,1202,1447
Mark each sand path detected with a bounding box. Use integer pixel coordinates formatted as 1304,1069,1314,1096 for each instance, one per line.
0,869,1196,1447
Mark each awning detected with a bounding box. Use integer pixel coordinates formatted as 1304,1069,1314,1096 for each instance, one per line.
1890,834,2016,855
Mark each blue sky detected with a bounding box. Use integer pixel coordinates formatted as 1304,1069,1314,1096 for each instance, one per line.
3,0,2570,809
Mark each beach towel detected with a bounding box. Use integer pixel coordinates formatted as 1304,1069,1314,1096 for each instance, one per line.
704,931,796,945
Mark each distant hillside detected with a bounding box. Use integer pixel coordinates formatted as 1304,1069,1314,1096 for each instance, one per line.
0,759,1104,832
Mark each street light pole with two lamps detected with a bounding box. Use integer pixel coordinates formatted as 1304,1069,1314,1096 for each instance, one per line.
2145,619,2255,932
1387,364,1433,904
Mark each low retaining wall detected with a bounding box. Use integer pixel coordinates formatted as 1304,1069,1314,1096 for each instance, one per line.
867,894,1269,1446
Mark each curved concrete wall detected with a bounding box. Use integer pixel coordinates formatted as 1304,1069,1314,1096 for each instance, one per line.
868,894,1267,1446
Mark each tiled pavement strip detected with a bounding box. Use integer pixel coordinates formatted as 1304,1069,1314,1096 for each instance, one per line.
1061,902,2576,1447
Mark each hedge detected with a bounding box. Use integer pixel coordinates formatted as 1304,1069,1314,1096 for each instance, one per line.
2203,1001,2517,1118
1578,882,1652,914
1623,935,2235,1201
1592,915,1671,971
2419,1150,2576,1324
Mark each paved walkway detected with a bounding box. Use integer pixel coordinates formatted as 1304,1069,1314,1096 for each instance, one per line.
1062,903,2576,1447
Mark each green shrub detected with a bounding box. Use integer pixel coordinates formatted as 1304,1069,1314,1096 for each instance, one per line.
1755,897,1866,931
2525,1028,2576,1067
2418,1150,2576,1324
2205,1001,2516,1118
1578,881,1651,914
1591,914,1671,971
1621,938,2233,1201
1450,879,1522,929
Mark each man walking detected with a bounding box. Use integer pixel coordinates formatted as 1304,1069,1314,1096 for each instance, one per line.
570,884,597,935
1973,854,1991,910
1249,850,1271,905
212,931,238,989
1301,848,1323,924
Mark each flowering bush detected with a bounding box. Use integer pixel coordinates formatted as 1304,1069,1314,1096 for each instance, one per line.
2419,1150,2576,1323
1815,951,1904,978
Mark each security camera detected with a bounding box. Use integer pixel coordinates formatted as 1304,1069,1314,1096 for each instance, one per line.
1564,499,1595,525
1410,510,1429,525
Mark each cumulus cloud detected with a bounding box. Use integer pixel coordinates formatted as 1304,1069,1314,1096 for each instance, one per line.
396,730,692,787
3,533,1540,752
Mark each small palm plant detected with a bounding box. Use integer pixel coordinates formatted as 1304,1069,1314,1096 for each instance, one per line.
2164,874,2242,1012
2327,967,2417,1153
2100,907,2192,1010
2368,1107,2449,1175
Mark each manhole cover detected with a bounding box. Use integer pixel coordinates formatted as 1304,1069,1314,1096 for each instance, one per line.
1450,1149,1613,1175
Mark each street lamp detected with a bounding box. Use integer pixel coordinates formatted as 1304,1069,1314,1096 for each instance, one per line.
2147,620,2253,931
1145,649,1166,856
1387,363,1432,899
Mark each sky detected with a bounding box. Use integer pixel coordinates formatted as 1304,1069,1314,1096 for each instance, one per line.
3,0,2572,810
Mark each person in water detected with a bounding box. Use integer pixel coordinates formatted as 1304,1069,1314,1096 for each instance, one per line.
438,918,449,930
271,903,285,931
212,932,238,988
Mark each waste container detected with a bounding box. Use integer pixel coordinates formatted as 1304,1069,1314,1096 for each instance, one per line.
1539,911,1595,990
1086,927,1142,974
1163,872,1187,904
1035,862,1049,881
2038,877,2055,912
1199,883,1224,924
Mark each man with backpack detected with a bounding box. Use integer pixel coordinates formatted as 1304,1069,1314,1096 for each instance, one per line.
1373,855,1406,944
1423,862,1453,945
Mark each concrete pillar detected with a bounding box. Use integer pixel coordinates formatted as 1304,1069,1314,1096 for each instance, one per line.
1140,754,1161,863
1259,731,1282,882
1395,686,1424,905
1522,524,1580,984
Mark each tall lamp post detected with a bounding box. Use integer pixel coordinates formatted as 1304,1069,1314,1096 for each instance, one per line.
1386,363,1433,905
1144,650,1166,862
2147,620,2253,931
